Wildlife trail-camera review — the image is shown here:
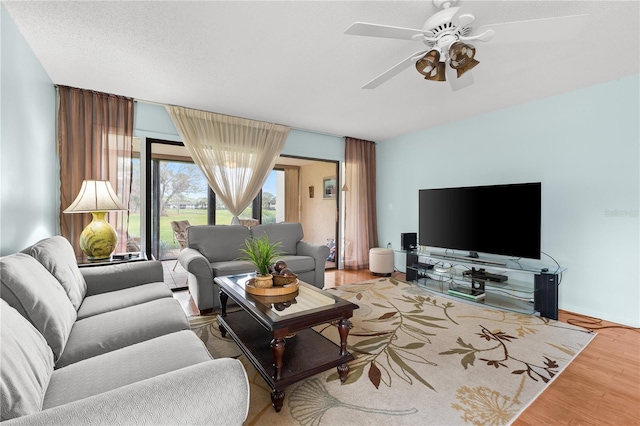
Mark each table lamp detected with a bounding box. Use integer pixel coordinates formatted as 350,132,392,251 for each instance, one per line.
63,180,127,260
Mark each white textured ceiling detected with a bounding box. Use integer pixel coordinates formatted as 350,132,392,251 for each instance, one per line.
4,0,639,141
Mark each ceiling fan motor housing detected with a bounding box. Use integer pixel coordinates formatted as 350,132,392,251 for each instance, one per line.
420,6,474,59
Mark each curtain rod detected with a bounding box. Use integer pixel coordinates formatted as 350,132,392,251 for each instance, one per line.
133,98,345,140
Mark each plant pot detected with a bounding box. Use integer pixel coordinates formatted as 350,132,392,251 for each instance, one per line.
253,274,273,288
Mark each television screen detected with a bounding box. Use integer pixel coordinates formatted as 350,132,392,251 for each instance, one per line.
418,182,541,259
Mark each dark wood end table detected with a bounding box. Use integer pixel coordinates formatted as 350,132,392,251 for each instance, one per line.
215,274,359,412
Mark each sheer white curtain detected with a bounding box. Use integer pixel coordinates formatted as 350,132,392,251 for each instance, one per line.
166,106,290,224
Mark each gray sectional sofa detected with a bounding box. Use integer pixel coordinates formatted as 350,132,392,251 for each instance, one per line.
179,222,330,314
0,236,249,425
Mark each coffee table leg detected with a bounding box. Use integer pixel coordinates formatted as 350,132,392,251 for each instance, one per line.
337,317,352,382
337,362,349,382
219,290,228,316
218,291,229,337
337,318,352,356
271,388,285,412
270,337,286,381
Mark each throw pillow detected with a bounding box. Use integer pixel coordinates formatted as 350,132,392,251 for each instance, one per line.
0,253,77,361
26,236,87,310
0,299,54,421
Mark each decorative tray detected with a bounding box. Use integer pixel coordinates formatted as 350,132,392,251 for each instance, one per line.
245,278,299,296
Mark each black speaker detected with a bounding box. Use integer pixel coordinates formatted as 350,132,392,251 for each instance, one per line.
401,233,417,251
534,273,558,320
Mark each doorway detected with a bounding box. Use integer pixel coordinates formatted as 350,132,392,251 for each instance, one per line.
276,156,339,270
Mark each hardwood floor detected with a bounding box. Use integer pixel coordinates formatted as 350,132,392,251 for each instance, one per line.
171,268,640,425
515,310,640,425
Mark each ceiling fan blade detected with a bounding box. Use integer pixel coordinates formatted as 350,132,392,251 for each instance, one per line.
456,13,475,28
345,22,426,41
475,14,590,44
362,50,429,89
460,29,495,43
445,66,474,92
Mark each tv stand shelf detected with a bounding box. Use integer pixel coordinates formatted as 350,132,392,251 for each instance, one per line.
403,251,565,320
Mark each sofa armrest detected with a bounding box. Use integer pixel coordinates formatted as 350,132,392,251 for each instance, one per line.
2,359,249,426
297,241,330,288
81,261,165,296
179,248,215,313
178,248,213,281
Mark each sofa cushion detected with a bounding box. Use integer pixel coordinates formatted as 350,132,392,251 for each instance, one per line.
24,236,87,310
56,298,189,368
0,253,77,361
211,260,256,277
277,255,315,274
0,299,55,421
77,282,172,320
43,330,212,409
188,225,252,263
251,222,303,255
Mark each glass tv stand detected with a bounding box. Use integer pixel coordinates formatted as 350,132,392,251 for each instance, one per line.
402,250,565,320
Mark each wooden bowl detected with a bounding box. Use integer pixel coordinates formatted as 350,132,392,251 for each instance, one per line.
272,273,298,286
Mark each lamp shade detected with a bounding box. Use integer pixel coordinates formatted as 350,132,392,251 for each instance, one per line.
64,180,127,213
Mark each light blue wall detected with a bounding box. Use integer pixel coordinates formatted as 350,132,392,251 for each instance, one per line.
377,75,640,327
134,102,344,162
0,6,57,255
134,102,182,142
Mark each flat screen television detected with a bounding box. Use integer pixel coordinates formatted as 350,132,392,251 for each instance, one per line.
418,182,541,260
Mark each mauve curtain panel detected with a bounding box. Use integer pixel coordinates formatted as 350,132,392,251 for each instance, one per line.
58,86,133,256
344,137,378,269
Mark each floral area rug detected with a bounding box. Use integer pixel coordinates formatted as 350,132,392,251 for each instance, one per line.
189,277,595,426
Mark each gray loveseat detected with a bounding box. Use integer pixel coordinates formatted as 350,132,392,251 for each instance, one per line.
0,236,249,425
179,222,330,314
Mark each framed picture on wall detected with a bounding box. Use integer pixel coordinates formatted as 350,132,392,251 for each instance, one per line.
309,186,314,198
323,177,336,199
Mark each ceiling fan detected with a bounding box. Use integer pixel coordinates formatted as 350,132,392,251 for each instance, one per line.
344,0,589,91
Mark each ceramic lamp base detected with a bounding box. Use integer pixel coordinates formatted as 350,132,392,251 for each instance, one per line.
79,211,118,260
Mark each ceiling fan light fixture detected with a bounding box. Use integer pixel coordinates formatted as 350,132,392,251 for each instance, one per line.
449,41,479,77
415,50,446,81
454,58,479,77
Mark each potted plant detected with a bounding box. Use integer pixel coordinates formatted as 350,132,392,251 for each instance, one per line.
240,236,282,288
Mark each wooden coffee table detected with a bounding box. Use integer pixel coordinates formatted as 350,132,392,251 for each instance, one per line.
215,274,359,412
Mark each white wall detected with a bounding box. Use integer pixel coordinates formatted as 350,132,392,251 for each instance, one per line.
377,75,640,327
0,6,57,255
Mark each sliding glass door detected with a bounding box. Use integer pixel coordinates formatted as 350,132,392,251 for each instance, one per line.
131,140,337,266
